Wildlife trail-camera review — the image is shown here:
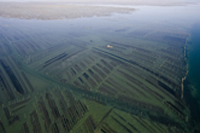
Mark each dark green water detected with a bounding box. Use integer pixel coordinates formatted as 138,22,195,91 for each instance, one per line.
188,23,200,103
183,23,200,130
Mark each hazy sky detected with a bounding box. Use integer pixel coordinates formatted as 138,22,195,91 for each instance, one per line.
0,0,199,6
0,0,195,2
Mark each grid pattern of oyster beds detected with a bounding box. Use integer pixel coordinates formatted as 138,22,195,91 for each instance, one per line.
0,87,182,133
0,55,35,103
0,24,193,133
102,30,188,88
27,30,189,129
0,87,90,133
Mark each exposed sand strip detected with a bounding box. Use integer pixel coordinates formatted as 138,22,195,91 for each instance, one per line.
0,2,135,20
0,0,195,20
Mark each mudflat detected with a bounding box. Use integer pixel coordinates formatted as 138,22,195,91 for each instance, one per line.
0,0,194,20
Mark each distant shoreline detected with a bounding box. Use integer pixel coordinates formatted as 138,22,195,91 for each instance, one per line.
0,2,136,20
0,0,195,20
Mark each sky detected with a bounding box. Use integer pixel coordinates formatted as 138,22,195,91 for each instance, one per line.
0,0,195,2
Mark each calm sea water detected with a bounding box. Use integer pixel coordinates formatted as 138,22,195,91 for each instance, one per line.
188,24,200,103
0,3,200,131
1,3,200,106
